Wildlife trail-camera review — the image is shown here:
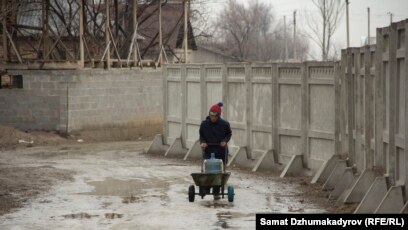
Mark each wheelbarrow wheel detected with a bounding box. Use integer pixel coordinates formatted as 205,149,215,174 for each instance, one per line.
188,185,195,202
227,186,234,202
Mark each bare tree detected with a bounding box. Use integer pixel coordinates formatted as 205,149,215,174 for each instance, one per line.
306,0,344,61
189,0,215,42
209,0,309,62
212,0,274,61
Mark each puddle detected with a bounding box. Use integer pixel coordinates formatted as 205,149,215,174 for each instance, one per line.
32,151,76,159
216,212,231,229
39,199,52,204
104,213,123,219
83,177,169,197
101,202,112,208
202,201,233,208
164,163,188,167
122,195,142,204
215,211,253,229
62,212,98,219
61,212,124,219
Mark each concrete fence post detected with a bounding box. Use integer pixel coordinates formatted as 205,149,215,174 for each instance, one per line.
222,64,228,128
340,50,349,156
162,65,169,145
364,45,374,169
388,23,397,184
302,62,309,169
272,63,279,163
334,62,342,157
347,48,356,167
181,65,187,147
246,63,252,158
404,19,408,197
375,28,385,170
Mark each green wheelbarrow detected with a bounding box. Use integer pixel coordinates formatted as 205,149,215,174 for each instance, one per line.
188,145,234,202
189,172,234,202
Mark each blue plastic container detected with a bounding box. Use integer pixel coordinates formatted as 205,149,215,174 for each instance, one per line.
204,153,223,174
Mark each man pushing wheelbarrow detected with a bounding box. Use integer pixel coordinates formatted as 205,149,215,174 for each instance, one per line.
188,102,234,202
200,102,232,167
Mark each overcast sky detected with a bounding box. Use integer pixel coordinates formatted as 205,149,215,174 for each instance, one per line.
197,0,408,59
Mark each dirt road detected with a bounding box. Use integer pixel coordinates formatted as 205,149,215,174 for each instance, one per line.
0,141,353,229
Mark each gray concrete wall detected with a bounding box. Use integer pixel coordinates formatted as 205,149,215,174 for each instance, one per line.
162,62,339,173
0,69,163,139
340,19,408,190
332,19,408,212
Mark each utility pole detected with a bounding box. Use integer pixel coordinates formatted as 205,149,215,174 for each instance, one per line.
293,10,297,61
388,12,393,24
346,0,350,48
367,7,370,45
284,15,288,62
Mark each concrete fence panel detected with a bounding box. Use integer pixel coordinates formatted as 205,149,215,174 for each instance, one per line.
307,62,338,170
277,64,303,165
185,65,202,148
163,62,339,173
226,65,248,148
250,64,274,153
164,66,183,145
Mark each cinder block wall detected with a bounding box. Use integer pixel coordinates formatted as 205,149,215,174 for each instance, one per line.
0,69,163,140
0,70,65,130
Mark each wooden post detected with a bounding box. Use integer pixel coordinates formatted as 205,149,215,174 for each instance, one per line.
114,0,119,36
79,0,85,68
183,0,188,63
105,0,111,69
1,0,8,61
132,0,138,67
158,0,163,65
42,0,49,61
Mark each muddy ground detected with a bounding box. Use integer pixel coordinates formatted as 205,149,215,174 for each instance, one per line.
0,137,356,229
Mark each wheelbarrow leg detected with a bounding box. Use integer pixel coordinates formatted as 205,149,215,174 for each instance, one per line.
199,186,211,199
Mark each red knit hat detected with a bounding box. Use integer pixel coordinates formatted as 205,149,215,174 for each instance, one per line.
209,102,223,116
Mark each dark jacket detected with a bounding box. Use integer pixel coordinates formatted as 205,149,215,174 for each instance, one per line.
199,116,232,145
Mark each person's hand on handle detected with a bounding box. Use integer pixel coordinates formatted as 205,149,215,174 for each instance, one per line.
200,143,208,149
220,141,227,148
